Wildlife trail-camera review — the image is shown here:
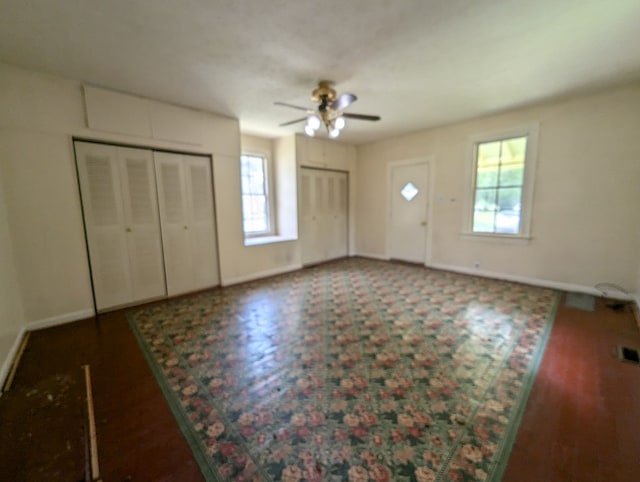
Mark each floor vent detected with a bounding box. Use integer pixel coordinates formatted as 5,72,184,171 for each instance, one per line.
565,292,595,311
618,346,640,365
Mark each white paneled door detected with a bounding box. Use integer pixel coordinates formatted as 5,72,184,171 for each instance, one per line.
300,168,348,265
154,152,219,296
388,161,430,263
75,142,166,310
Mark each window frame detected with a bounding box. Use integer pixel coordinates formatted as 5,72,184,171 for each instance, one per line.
240,152,276,238
464,124,539,241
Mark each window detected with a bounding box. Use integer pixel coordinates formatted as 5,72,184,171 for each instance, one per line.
468,126,538,238
240,154,273,236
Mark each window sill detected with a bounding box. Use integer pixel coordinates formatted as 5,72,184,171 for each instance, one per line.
460,232,532,245
243,235,297,247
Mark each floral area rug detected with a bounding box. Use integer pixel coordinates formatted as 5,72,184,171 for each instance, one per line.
127,258,559,481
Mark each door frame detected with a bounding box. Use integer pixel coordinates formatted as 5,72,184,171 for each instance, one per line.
385,157,434,265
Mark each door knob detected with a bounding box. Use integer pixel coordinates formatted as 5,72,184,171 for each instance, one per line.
125,227,132,232
184,225,188,230
420,221,427,226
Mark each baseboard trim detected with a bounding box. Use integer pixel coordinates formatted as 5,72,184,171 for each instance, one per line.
352,252,389,261
26,308,95,332
0,326,27,392
425,262,636,300
221,263,303,287
1,308,98,387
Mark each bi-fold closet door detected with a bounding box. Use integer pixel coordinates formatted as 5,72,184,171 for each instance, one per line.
75,142,166,310
75,141,219,312
300,167,348,265
154,152,219,296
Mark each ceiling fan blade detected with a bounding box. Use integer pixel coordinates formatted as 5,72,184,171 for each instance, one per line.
274,101,313,112
342,112,381,121
331,93,357,111
279,117,308,127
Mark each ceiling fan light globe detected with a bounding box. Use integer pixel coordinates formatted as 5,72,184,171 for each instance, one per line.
334,117,346,130
329,128,340,138
304,125,316,137
308,115,321,130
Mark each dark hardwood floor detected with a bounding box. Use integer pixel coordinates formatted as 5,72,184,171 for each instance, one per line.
1,292,639,481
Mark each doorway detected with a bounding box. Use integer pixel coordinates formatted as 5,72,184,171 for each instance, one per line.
387,160,430,263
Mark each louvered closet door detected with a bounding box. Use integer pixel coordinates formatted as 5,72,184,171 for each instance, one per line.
155,152,219,296
117,147,166,302
300,168,348,265
155,152,192,296
184,155,219,289
326,171,348,260
300,168,323,265
76,143,166,310
76,142,132,310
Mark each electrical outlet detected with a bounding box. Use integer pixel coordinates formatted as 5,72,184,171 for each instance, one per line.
474,262,480,269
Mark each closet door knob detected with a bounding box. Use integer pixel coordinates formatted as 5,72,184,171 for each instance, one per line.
126,227,132,232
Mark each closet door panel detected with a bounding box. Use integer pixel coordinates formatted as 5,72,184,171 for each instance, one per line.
184,155,219,289
118,147,166,302
329,172,348,260
301,169,323,265
300,168,348,265
154,152,192,296
75,142,132,310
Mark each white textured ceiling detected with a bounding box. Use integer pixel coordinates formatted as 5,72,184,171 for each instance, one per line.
1,0,640,144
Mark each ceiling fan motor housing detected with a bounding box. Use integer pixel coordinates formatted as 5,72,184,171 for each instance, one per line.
311,81,337,107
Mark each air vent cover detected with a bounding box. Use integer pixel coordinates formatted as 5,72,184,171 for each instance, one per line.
618,346,640,365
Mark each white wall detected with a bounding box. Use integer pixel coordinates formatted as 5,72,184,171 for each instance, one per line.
356,85,640,292
0,161,25,380
0,62,301,326
637,246,640,305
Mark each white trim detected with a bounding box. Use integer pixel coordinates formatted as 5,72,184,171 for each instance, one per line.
426,262,636,300
353,252,389,261
0,326,27,390
26,308,95,331
244,235,297,246
221,263,302,287
460,233,532,245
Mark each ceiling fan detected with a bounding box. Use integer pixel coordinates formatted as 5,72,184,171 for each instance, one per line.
275,81,381,138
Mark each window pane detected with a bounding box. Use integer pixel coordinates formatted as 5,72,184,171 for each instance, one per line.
249,172,265,194
497,187,522,211
498,163,524,186
502,137,527,164
495,187,522,234
473,210,496,232
473,189,497,232
477,141,501,167
240,154,270,234
474,188,497,212
476,164,499,188
242,194,268,233
241,175,250,194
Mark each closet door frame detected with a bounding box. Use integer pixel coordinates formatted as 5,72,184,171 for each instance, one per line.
73,137,221,313
299,166,349,266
